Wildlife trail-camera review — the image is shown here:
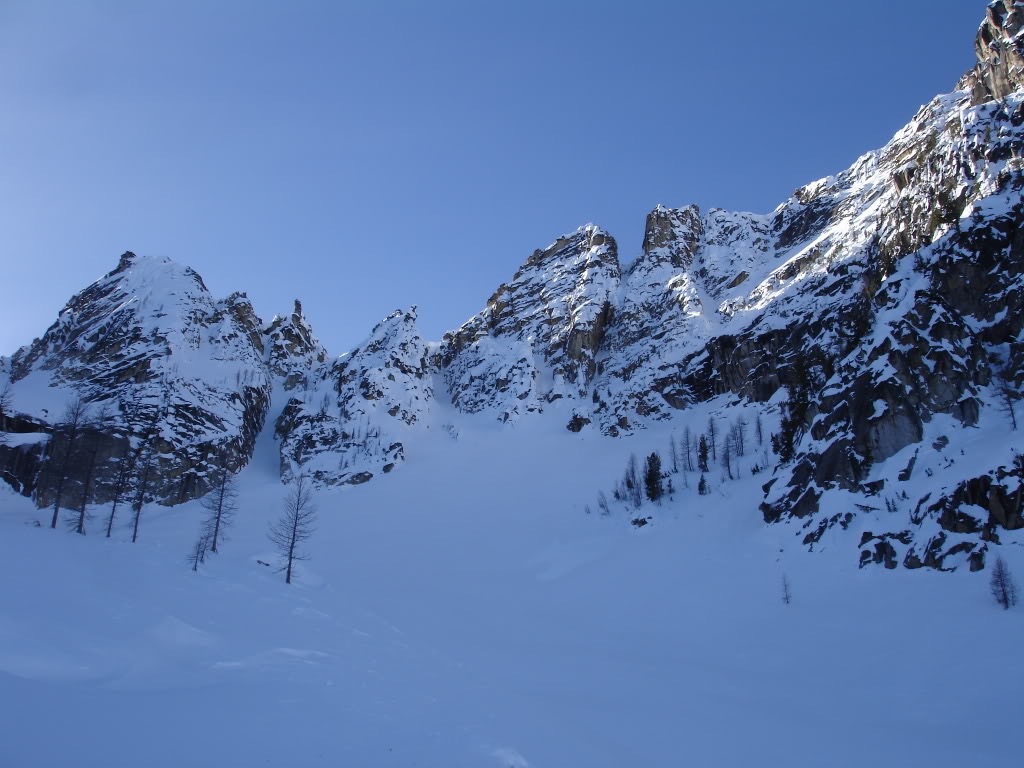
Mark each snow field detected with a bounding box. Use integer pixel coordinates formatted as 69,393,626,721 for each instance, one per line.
1,399,1020,767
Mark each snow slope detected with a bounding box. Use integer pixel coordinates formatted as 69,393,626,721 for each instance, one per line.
0,407,1020,767
2,6,1024,763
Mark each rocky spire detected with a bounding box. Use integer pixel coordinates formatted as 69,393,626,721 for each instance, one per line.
640,204,703,271
958,0,1024,103
264,299,327,389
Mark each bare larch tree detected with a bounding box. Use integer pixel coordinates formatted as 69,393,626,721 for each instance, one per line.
706,416,718,462
69,406,111,535
49,397,89,529
188,532,210,572
105,443,134,538
268,475,318,584
201,460,238,554
996,371,1018,430
0,382,12,444
130,447,155,544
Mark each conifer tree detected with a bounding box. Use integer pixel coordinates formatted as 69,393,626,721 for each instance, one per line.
268,475,318,585
706,417,718,462
0,383,12,444
200,460,238,554
105,444,133,538
644,452,663,502
49,397,89,529
188,533,209,572
991,556,1018,610
70,431,102,535
996,371,1018,430
772,359,813,466
733,418,747,457
683,426,694,472
623,454,642,508
130,448,155,543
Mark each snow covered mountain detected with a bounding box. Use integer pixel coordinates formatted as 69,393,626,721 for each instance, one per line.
275,307,431,487
0,252,272,506
2,1,1023,573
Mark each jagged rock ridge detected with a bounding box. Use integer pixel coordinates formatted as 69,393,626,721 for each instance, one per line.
0,252,272,506
1,3,1021,572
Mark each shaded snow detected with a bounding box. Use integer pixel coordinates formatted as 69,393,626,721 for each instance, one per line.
0,408,1020,767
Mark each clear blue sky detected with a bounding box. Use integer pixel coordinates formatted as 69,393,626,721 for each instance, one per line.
0,1,985,356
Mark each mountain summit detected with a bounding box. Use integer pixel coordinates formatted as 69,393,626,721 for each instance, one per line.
2,2,1022,572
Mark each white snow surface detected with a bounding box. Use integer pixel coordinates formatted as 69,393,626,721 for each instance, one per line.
2,18,1024,765
0,405,1020,767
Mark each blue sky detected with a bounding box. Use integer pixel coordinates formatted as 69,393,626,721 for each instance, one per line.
0,1,985,356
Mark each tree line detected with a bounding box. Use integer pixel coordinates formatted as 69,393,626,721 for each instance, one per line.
25,392,317,584
588,412,771,522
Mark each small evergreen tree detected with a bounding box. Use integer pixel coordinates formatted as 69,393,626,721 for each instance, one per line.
772,359,813,466
991,556,1018,610
697,473,709,496
624,454,642,508
697,435,710,473
644,452,663,502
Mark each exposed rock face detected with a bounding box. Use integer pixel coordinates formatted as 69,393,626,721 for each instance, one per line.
275,307,431,487
1,253,271,506
1,4,1021,575
591,206,778,432
440,225,619,422
958,0,1024,104
756,87,1024,565
640,204,704,271
264,300,327,390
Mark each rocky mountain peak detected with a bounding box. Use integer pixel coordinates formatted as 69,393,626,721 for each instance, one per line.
640,204,703,271
2,3,1022,576
959,0,1024,103
264,298,327,390
2,252,272,508
439,225,620,422
115,250,137,270
275,305,431,487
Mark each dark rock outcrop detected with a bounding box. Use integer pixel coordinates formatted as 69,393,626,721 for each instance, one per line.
959,0,1024,104
1,253,271,507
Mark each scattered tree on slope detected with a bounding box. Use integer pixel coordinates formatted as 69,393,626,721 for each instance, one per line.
269,474,318,585
47,397,89,529
991,556,1018,610
201,459,238,554
644,452,663,503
